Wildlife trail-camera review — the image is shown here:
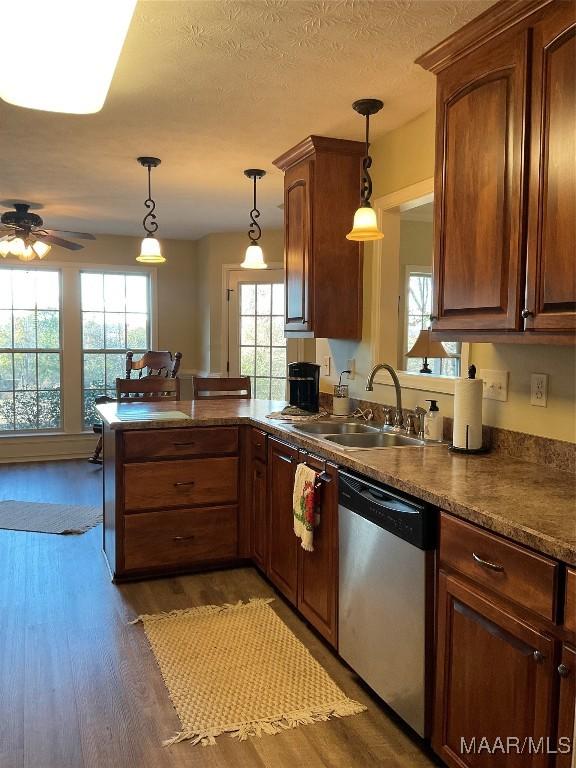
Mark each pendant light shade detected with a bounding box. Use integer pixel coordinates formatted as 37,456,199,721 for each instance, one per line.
0,0,137,114
347,98,384,242
242,169,267,270
136,157,165,264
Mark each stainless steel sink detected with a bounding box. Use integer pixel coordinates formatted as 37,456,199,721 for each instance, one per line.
326,432,427,448
294,420,380,435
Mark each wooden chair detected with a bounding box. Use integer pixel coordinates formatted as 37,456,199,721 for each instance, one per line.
89,350,182,464
192,376,251,400
115,376,180,401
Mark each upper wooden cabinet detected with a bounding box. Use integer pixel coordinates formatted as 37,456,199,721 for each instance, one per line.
273,136,364,339
417,0,576,343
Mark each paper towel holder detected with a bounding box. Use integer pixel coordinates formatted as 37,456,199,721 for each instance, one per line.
448,366,490,454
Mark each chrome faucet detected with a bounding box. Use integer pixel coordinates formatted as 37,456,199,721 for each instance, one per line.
365,363,404,431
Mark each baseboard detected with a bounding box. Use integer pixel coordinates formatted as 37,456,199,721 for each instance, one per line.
0,433,98,463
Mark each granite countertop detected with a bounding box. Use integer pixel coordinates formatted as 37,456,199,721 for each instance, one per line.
97,399,576,566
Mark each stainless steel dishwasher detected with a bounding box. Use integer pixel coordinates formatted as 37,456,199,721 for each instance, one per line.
338,469,437,738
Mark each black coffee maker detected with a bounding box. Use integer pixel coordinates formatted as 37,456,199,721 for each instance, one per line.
288,362,320,413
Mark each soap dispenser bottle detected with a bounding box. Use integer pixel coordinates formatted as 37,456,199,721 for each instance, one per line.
424,399,443,442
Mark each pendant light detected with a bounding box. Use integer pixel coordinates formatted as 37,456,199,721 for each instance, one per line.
136,157,165,264
346,99,384,242
241,169,267,270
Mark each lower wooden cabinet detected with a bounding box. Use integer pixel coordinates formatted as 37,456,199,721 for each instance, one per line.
267,438,299,604
556,643,576,768
250,457,268,572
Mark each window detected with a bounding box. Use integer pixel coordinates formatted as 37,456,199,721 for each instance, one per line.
239,282,286,400
0,268,61,431
81,271,150,428
405,270,460,376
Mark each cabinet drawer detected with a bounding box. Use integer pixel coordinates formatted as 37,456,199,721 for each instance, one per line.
565,568,576,634
250,428,267,464
123,427,238,460
123,506,238,571
440,512,558,621
124,457,238,511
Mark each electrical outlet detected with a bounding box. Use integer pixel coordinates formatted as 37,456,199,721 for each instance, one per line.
346,359,356,380
531,373,548,407
479,369,509,402
321,355,331,377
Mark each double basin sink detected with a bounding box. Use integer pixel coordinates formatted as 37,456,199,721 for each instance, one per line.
292,418,427,449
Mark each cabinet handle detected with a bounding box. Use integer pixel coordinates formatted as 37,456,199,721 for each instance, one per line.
472,552,504,572
521,308,533,319
533,650,545,663
558,663,571,678
174,480,195,487
173,441,196,447
278,454,293,464
173,535,195,542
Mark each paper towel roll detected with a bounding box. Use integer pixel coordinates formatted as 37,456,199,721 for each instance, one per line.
453,377,483,450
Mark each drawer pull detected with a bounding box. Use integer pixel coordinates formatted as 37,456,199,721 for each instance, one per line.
472,552,504,572
533,650,545,663
278,454,293,464
173,442,196,447
173,535,196,543
558,663,570,678
174,480,195,487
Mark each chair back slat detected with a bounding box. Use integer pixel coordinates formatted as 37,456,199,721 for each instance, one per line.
116,376,180,402
192,376,251,400
126,351,182,379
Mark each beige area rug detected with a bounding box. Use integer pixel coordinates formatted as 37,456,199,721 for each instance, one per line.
0,500,102,534
132,598,366,747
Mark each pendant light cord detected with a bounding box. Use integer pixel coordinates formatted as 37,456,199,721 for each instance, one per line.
248,174,261,244
143,163,158,236
361,113,373,207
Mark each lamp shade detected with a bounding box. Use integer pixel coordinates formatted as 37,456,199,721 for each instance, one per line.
241,244,267,270
32,241,51,259
406,329,448,359
0,238,11,257
346,205,384,241
136,236,165,264
0,0,137,114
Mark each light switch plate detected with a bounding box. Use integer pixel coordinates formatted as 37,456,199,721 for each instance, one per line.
531,373,548,407
321,355,331,377
346,359,356,380
479,369,509,401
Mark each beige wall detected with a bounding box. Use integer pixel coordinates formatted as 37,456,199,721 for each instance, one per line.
192,230,285,373
397,220,434,363
317,109,576,443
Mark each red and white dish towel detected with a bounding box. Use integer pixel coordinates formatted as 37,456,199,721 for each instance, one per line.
292,463,318,552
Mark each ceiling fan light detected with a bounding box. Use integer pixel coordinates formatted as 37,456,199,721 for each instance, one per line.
136,236,165,264
0,238,11,257
32,241,51,259
241,244,267,270
346,205,384,242
18,245,36,262
0,1,137,114
8,237,26,257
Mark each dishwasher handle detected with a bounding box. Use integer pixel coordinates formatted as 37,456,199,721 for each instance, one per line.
339,471,424,515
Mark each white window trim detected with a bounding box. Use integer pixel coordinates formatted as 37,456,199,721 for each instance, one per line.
0,260,158,440
370,178,469,396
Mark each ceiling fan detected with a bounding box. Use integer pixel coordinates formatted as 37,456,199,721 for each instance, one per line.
0,202,96,261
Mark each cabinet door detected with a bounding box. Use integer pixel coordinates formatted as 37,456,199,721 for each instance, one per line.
432,29,529,332
556,644,576,768
267,438,299,603
434,571,556,768
284,159,312,333
250,459,268,573
525,3,576,333
297,455,338,647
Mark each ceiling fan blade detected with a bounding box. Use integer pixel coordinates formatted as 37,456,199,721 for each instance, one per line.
43,228,96,240
40,234,84,251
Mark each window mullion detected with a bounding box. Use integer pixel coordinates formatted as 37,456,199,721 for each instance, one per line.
61,267,83,434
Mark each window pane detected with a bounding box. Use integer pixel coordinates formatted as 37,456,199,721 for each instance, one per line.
255,377,270,399
36,272,60,310
0,272,12,308
240,316,255,346
126,275,148,312
240,347,255,378
13,310,36,348
126,314,147,349
83,389,106,429
15,390,38,430
11,271,34,309
241,284,255,315
0,310,12,347
271,348,286,377
256,316,270,346
38,390,61,429
270,378,286,401
37,310,59,349
0,354,13,390
81,273,104,311
14,352,36,390
105,353,126,389
255,347,270,376
104,313,125,349
103,274,125,312
256,284,271,315
271,317,285,346
272,283,284,315
84,353,106,389
0,392,14,430
37,353,60,389
83,312,104,349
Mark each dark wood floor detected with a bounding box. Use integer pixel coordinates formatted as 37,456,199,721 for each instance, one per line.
0,460,438,768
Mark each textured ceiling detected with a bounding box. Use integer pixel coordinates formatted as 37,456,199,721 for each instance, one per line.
0,0,495,240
